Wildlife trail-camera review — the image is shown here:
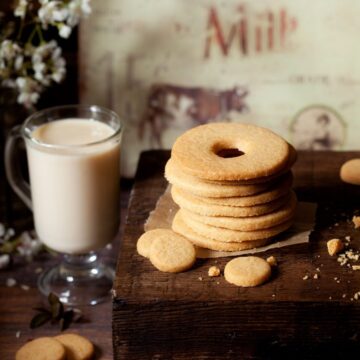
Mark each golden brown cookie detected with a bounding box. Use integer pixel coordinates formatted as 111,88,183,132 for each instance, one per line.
136,229,167,258
165,158,276,198
181,211,293,243
148,229,196,272
54,333,94,360
224,256,272,287
16,337,66,360
181,191,297,231
172,173,293,207
171,123,291,181
172,211,272,251
171,186,290,217
340,159,360,185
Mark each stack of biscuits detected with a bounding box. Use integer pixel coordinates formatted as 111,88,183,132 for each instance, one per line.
165,122,297,252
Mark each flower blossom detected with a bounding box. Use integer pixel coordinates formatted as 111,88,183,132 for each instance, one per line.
14,0,28,19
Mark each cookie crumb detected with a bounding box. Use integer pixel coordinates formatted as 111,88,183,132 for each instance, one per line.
313,274,319,279
216,281,220,285
20,284,30,291
302,275,309,280
316,267,321,272
198,276,203,281
353,265,360,271
342,294,347,298
329,296,332,300
327,238,344,256
266,256,277,266
345,236,351,242
208,266,221,277
6,278,16,287
352,216,360,229
15,331,21,339
272,294,276,297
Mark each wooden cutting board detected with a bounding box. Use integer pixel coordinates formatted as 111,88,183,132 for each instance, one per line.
113,150,360,359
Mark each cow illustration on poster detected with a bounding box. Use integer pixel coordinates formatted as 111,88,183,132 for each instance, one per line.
139,84,248,147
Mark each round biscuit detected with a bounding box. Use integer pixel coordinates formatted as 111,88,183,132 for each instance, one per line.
149,230,196,272
16,337,66,360
172,211,272,251
172,172,293,207
165,158,274,198
54,333,94,360
171,123,291,181
224,256,272,287
137,229,168,258
181,211,294,243
171,186,291,217
181,191,297,231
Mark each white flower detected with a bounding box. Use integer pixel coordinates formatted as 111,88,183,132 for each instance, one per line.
14,55,24,71
59,24,72,38
31,40,66,85
16,77,42,108
38,1,63,28
0,40,22,61
0,254,10,270
16,231,43,261
14,0,28,19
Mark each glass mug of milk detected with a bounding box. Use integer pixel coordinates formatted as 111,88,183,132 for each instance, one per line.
5,105,123,305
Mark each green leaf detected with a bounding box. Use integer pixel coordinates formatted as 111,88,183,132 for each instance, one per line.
60,310,74,331
51,301,64,320
48,292,61,306
32,307,51,315
30,312,51,329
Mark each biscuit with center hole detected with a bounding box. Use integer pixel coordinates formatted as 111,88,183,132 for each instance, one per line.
54,334,94,360
172,172,293,207
180,210,294,243
172,211,272,251
171,123,291,181
149,229,196,272
171,186,291,217
165,158,277,198
181,191,297,231
16,337,66,360
224,256,272,287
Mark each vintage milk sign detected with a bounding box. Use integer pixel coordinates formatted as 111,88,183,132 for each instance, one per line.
80,0,360,176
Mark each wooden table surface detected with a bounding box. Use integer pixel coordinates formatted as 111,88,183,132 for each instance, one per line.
0,178,133,360
113,150,360,359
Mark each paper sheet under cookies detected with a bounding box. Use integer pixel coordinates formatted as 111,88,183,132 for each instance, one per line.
144,186,316,259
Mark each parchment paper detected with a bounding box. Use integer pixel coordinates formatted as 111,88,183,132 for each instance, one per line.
144,186,316,259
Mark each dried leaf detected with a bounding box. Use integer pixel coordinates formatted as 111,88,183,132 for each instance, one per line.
30,312,51,329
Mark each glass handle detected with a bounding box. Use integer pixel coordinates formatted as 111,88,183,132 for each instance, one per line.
4,125,32,210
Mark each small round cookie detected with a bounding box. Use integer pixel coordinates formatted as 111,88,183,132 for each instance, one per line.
340,158,360,185
181,191,297,231
171,186,290,217
172,173,293,207
165,158,276,198
171,123,291,181
224,256,271,287
137,229,168,258
180,210,293,242
16,337,66,360
172,211,272,251
54,333,94,360
149,229,196,272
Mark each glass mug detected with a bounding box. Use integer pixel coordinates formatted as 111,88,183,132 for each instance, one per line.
5,105,123,305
